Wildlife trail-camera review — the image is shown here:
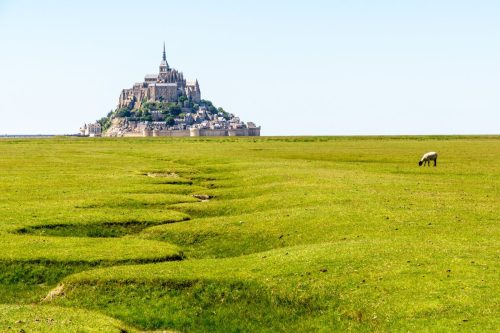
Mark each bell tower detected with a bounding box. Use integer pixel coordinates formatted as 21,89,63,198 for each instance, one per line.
159,42,170,73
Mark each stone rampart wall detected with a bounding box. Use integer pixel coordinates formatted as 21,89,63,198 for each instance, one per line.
198,129,228,137
120,127,261,137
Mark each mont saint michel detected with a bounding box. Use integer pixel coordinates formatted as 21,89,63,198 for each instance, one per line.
81,44,260,137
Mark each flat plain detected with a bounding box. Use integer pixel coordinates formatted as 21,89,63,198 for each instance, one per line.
0,136,498,332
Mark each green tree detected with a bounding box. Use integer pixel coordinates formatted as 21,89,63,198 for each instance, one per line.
140,114,152,122
143,102,157,111
166,116,175,126
96,117,112,131
159,102,169,113
116,107,131,117
200,99,213,107
169,106,182,117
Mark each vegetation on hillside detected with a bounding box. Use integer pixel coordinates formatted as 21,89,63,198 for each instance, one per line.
97,97,229,131
0,136,498,332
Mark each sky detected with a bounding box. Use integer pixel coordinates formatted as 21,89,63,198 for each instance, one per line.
0,0,499,135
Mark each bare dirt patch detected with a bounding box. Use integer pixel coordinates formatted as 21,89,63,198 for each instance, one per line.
192,194,213,202
43,284,65,302
145,172,180,178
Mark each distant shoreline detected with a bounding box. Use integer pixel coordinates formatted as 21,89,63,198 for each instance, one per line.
1,134,498,139
0,134,79,138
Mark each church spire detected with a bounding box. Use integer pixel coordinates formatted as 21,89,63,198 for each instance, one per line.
160,42,170,72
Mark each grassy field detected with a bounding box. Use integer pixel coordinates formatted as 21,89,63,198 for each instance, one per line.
0,136,498,332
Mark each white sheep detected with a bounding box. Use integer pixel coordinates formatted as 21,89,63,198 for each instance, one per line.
419,152,438,167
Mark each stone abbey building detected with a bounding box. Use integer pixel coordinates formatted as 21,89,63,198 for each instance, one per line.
81,44,260,137
118,44,201,110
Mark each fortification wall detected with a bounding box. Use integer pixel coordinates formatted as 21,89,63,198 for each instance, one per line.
198,129,228,137
248,127,261,136
228,128,261,136
228,129,247,136
118,128,260,137
156,130,191,137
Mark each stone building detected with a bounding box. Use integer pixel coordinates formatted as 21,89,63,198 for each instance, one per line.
79,123,102,137
118,43,201,109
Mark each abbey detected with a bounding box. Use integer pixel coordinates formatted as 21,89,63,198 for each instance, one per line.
118,44,201,109
81,44,260,137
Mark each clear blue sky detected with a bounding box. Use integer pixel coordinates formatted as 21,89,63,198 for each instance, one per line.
0,0,498,135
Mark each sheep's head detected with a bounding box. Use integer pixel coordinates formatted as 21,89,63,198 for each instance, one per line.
418,161,423,166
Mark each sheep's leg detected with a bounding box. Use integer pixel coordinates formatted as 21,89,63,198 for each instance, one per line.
434,158,437,167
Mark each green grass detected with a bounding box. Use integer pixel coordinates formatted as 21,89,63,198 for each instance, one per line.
0,304,137,332
0,136,498,332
